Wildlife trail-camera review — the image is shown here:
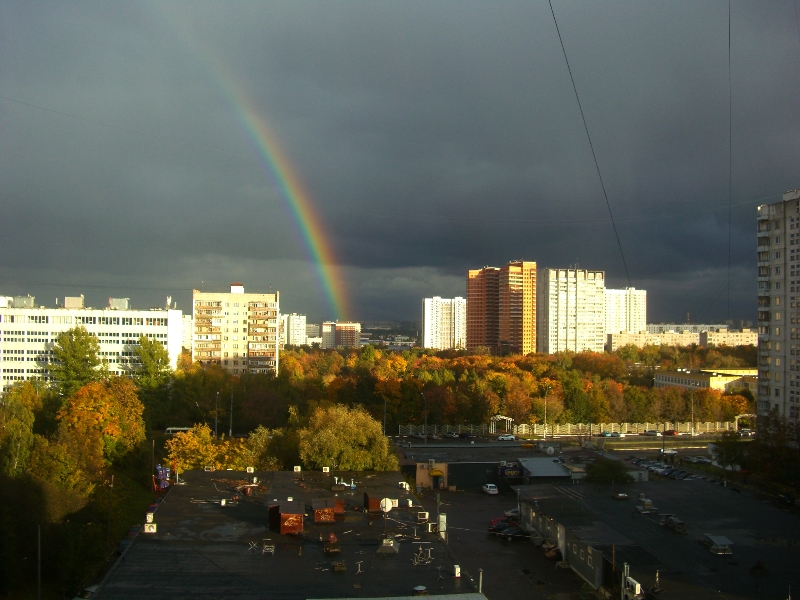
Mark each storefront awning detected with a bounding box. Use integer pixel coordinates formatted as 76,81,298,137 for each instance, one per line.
430,469,444,477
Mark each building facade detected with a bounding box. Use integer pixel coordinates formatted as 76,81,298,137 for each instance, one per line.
321,321,361,348
192,284,279,375
699,329,758,347
654,369,757,392
604,287,646,334
606,331,700,351
647,323,728,334
421,296,466,350
466,261,536,354
538,268,605,354
0,294,182,390
757,190,800,422
281,313,307,347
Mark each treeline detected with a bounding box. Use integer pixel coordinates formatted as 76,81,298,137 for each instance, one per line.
157,344,755,437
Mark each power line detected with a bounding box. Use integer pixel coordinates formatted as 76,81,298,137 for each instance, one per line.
547,0,631,287
727,0,733,322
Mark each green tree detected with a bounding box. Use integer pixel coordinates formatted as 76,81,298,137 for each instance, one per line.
0,382,38,476
299,404,399,471
585,457,634,484
47,327,105,398
133,336,172,390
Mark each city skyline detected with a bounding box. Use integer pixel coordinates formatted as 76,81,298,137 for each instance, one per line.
1,3,799,324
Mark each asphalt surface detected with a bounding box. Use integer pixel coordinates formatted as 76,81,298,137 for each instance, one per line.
419,489,588,600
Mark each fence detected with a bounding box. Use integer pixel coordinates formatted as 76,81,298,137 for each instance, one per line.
398,424,488,435
512,421,734,437
399,421,734,437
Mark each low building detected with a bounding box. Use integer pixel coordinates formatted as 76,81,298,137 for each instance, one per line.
646,323,728,334
518,457,572,483
699,329,757,347
321,321,361,348
654,368,758,392
606,330,700,351
1,293,182,389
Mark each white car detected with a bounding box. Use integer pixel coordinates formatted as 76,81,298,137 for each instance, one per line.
497,434,516,441
504,507,519,518
482,484,499,495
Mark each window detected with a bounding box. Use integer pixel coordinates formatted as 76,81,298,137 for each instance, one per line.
587,555,593,567
580,550,585,560
776,389,781,397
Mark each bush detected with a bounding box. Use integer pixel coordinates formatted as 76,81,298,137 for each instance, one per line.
585,457,634,484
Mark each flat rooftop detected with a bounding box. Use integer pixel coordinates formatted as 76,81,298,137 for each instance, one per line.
96,470,478,600
515,480,800,598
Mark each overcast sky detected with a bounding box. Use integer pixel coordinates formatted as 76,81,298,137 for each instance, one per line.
1,1,799,324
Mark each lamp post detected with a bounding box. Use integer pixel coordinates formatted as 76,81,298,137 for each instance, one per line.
229,387,233,438
542,384,551,440
215,391,219,438
420,392,427,443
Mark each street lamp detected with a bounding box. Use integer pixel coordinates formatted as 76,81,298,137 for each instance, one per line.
542,384,551,440
215,391,219,438
420,391,427,443
229,387,233,438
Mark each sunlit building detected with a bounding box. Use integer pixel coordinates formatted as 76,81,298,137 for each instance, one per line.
605,287,646,334
421,296,466,350
538,268,605,354
321,321,361,348
192,283,279,375
0,294,182,390
467,261,537,354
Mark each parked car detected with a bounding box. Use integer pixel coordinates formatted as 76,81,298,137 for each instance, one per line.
596,431,612,437
488,519,516,533
663,429,679,436
71,585,99,600
610,432,625,437
443,432,459,439
504,507,519,518
496,526,529,541
612,492,629,500
693,456,712,464
459,432,476,439
482,483,499,495
642,430,662,437
497,434,516,441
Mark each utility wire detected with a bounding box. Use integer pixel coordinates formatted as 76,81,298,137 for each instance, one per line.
547,0,631,287
727,1,733,322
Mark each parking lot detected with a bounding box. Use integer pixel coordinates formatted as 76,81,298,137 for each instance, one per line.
418,488,588,600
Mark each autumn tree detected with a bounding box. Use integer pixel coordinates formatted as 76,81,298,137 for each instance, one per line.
57,377,146,463
134,335,173,428
299,404,398,471
48,326,106,398
164,424,220,471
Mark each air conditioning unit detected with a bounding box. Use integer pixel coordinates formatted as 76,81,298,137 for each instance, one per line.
246,467,254,473
146,512,154,523
500,461,507,467
427,523,437,533
428,459,435,469
144,523,157,533
293,466,302,472
322,467,330,473
417,511,429,522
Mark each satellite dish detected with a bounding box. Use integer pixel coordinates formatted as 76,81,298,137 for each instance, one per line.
379,498,393,513
546,446,555,455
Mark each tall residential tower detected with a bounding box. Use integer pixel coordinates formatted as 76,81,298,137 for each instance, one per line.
421,296,466,350
757,190,800,422
467,261,537,354
537,268,605,354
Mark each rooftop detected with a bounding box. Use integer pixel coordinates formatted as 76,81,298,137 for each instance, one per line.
96,470,479,600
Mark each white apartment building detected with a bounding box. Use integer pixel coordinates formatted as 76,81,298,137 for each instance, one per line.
757,190,800,422
605,288,646,334
421,296,466,350
0,294,182,390
192,284,279,375
280,313,307,347
537,268,605,354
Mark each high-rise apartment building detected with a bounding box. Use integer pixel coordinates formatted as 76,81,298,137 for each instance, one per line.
192,283,279,375
537,268,605,354
757,190,800,422
281,313,307,347
605,288,647,334
0,294,182,390
421,296,466,350
467,261,537,354
321,321,361,348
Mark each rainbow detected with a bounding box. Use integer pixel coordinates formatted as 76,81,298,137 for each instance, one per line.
221,79,349,321
161,9,349,320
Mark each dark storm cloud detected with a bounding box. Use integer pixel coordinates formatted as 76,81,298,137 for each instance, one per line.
1,1,798,322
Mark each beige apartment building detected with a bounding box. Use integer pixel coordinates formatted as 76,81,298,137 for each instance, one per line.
538,268,605,354
655,369,757,393
192,283,279,375
467,261,537,354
